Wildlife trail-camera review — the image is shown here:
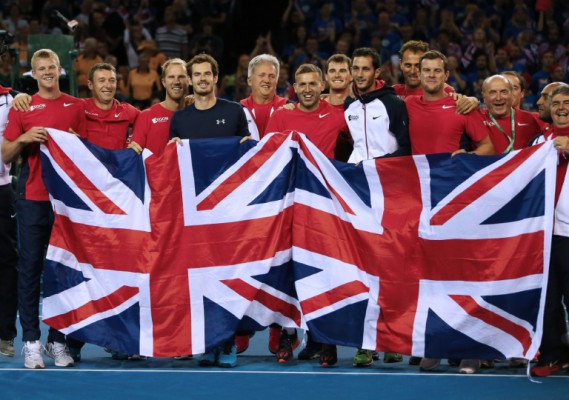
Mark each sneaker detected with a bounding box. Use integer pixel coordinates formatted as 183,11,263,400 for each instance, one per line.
236,335,250,354
353,349,373,367
174,355,193,360
199,348,219,367
448,358,461,367
508,357,528,368
68,346,81,362
409,356,422,365
530,360,569,377
23,340,45,369
218,342,237,368
459,359,481,374
384,352,403,363
480,359,495,369
419,358,441,371
128,354,147,361
269,326,282,354
298,334,322,360
111,350,129,360
0,339,15,357
371,350,380,361
276,331,295,363
45,342,74,367
319,344,337,367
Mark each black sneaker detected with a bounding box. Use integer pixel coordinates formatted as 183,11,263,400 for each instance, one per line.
319,344,337,367
276,331,295,363
298,333,322,360
409,356,422,365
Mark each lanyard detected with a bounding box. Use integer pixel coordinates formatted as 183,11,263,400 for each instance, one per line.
489,109,515,153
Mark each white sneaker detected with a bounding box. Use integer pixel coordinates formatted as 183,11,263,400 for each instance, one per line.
44,342,74,367
23,340,45,369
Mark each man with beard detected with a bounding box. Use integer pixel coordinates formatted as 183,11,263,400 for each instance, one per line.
405,51,493,374
169,54,248,369
129,58,189,155
169,54,248,141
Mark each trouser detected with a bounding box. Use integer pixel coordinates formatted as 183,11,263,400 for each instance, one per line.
538,235,569,363
16,199,64,343
0,184,18,340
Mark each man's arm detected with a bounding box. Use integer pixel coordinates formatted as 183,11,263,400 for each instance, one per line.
1,127,48,163
452,135,494,156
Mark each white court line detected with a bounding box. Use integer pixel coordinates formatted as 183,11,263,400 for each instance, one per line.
1,368,568,379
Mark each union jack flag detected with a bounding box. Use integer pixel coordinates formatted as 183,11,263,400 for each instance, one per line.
40,128,556,359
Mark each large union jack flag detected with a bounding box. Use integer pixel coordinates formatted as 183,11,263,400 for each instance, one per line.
40,128,556,359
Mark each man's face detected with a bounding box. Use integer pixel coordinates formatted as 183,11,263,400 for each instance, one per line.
351,56,379,95
550,93,569,128
536,83,561,122
190,62,218,96
326,61,351,91
504,74,523,109
32,57,61,90
294,71,324,112
248,62,277,99
162,63,189,102
483,77,513,118
420,58,448,96
88,69,117,105
400,50,423,89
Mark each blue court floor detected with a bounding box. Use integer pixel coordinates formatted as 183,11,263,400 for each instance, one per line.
0,326,567,400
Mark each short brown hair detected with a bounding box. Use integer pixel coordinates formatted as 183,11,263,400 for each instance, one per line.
325,54,352,73
88,63,116,81
161,58,187,80
419,50,448,72
399,40,429,58
501,70,526,92
187,54,219,77
295,63,323,80
352,47,381,69
31,49,60,70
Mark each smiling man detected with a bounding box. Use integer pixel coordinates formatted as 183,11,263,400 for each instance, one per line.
405,50,493,157
1,49,86,369
265,64,348,367
479,75,541,154
240,54,289,140
324,54,352,108
169,54,249,141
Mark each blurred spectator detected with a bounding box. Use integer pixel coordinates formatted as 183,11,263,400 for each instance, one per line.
290,35,326,71
461,28,489,72
74,0,92,27
126,53,162,110
219,53,250,101
503,4,535,43
3,4,29,39
281,0,306,49
371,11,401,64
137,40,167,73
283,25,307,67
250,32,277,58
411,6,432,42
437,8,462,42
530,51,555,96
430,29,462,61
310,3,342,55
75,37,104,97
465,51,493,91
196,0,229,33
276,62,295,100
171,0,195,38
156,6,189,60
189,21,223,62
381,0,409,28
124,22,152,69
538,20,567,73
344,0,375,46
447,54,469,94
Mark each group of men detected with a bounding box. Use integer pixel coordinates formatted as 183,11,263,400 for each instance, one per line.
1,38,568,377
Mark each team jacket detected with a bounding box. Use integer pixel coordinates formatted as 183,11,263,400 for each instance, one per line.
344,80,410,163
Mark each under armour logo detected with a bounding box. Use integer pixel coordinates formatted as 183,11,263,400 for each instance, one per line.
217,119,226,125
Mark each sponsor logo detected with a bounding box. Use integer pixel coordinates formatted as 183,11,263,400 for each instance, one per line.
63,103,74,107
517,122,529,126
442,105,454,109
115,113,121,118
152,117,169,124
348,115,358,121
30,104,46,111
217,119,226,125
483,121,496,127
10,213,16,219
372,116,380,120
85,111,99,117
319,113,329,119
